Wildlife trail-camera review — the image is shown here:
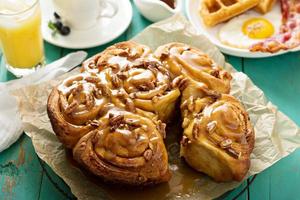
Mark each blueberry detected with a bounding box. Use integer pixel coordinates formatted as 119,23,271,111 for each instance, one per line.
60,26,71,36
54,21,63,30
54,12,61,19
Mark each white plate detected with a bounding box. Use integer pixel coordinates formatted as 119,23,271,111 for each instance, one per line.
185,0,300,58
41,0,133,49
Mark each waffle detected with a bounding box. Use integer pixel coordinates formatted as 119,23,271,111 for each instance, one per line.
255,0,276,14
200,0,260,27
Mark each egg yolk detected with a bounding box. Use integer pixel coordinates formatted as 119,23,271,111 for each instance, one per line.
242,18,274,39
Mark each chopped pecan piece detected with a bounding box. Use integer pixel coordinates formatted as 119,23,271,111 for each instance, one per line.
85,76,100,83
207,121,217,134
118,50,129,57
227,148,241,159
220,139,232,149
192,121,200,139
65,101,79,114
109,114,124,127
126,119,141,130
97,83,111,97
143,149,153,161
178,78,189,91
160,52,169,61
89,120,101,127
70,84,83,95
210,70,220,78
111,75,121,88
85,94,94,109
117,72,128,80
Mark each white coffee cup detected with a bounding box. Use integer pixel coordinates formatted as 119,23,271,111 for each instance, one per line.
52,0,118,30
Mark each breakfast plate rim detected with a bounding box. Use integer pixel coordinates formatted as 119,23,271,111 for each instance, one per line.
185,0,300,58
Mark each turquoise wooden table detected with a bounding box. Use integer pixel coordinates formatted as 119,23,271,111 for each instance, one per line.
1,2,300,200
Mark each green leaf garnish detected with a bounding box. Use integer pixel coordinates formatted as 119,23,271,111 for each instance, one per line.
48,21,58,37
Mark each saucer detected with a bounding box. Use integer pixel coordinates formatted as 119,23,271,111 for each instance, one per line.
40,0,133,49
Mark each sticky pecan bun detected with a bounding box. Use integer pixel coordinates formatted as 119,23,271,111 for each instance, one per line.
180,94,254,182
154,42,232,94
73,109,170,185
47,41,254,185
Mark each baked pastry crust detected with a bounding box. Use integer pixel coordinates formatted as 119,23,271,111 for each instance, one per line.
81,41,152,74
47,41,254,185
73,109,170,185
47,73,110,148
180,93,254,181
154,42,232,94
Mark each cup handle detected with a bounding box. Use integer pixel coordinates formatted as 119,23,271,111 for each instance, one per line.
97,0,118,18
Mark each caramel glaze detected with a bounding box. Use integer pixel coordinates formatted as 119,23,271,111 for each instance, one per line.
66,112,204,200
47,41,254,192
160,0,176,9
180,92,254,181
154,42,232,94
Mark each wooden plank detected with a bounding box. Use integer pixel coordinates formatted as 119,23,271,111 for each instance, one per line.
218,181,248,200
125,1,151,40
268,149,300,200
0,135,43,200
243,51,300,200
248,168,271,200
248,150,300,200
225,55,243,72
0,41,62,200
243,52,300,125
38,164,74,200
44,42,63,64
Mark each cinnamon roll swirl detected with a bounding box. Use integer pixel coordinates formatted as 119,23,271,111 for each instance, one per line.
118,59,180,122
47,73,110,148
82,42,181,122
82,41,151,74
180,94,254,182
154,43,232,94
73,109,170,185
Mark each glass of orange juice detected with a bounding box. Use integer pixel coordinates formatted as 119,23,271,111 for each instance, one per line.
0,0,44,77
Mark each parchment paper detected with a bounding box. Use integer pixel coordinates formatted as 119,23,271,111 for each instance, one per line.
12,15,300,200
0,51,87,153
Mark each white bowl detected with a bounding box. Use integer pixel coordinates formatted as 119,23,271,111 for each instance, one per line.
133,0,183,22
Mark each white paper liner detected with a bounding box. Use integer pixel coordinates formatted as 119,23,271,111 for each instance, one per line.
10,15,300,200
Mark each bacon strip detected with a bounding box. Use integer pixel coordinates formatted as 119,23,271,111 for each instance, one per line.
250,0,300,53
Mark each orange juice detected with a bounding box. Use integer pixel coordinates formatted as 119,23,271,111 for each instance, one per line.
0,0,44,69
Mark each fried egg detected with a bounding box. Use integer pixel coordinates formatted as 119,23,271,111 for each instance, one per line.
218,10,281,49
